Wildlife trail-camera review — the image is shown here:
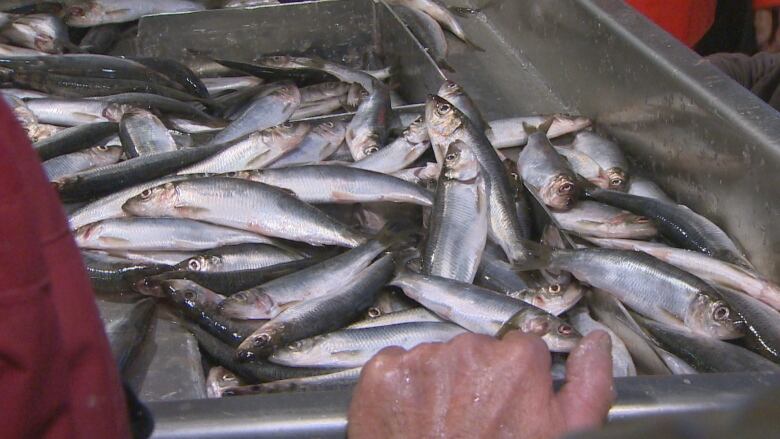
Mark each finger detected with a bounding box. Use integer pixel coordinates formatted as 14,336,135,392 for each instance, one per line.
555,330,615,432
348,346,406,437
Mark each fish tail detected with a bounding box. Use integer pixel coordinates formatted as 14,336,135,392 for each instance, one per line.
376,220,421,249
511,239,554,272
462,37,486,52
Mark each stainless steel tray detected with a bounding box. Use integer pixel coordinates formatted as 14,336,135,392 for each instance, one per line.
114,0,780,436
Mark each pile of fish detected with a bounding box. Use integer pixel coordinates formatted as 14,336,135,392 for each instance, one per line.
3,0,780,400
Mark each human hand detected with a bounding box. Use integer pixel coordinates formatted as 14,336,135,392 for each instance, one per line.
348,330,614,439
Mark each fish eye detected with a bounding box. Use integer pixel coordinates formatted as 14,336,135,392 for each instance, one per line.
290,341,303,351
447,82,458,89
222,373,234,381
610,178,624,187
324,121,334,128
282,121,293,128
139,189,153,200
367,307,382,318
557,324,573,336
635,216,651,223
182,290,196,300
713,305,730,321
271,56,284,62
558,182,574,194
225,171,238,177
360,90,369,97
445,152,458,162
188,259,202,271
69,6,86,16
364,146,379,155
96,145,109,151
547,284,562,296
437,103,451,114
253,333,272,347
510,172,520,182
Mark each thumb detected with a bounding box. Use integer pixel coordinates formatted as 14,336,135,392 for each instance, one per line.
555,330,615,432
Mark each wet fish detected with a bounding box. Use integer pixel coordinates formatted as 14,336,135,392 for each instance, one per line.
627,175,673,202
27,123,66,143
91,92,217,123
157,278,263,346
209,81,300,145
269,120,346,168
438,81,487,133
290,95,345,119
345,77,391,160
180,122,310,174
220,367,361,396
130,56,210,98
106,250,195,266
185,321,330,384
56,141,233,202
554,146,613,190
1,13,70,54
391,4,450,70
202,76,263,95
64,0,208,27
206,366,244,399
34,121,118,161
24,97,130,126
122,177,367,247
517,125,578,211
104,297,156,373
586,238,780,310
712,287,780,363
529,247,744,339
350,115,430,174
218,230,401,319
426,95,530,264
512,281,584,317
486,115,592,149
119,109,177,158
571,131,629,191
74,217,274,251
44,144,123,181
299,81,350,103
422,141,487,282
391,270,580,351
347,307,444,329
552,200,657,239
0,42,47,56
569,304,636,377
238,165,433,206
82,251,172,294
270,321,465,368
236,255,395,360
392,0,482,50
641,317,779,373
253,55,377,91
175,243,302,273
475,249,532,293
585,185,751,267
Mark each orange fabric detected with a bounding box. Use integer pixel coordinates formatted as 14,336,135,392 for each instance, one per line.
754,0,780,9
626,0,717,47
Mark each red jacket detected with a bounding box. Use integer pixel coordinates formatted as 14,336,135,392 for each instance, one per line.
0,102,131,438
627,0,780,47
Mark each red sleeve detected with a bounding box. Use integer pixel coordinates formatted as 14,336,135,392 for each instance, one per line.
754,0,780,8
0,102,132,439
625,0,717,47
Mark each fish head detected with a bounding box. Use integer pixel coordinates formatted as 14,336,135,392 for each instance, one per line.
604,167,628,191
425,94,463,138
161,278,225,308
437,80,465,101
512,281,584,316
685,291,745,339
442,141,479,181
549,115,592,137
313,120,347,145
206,366,241,398
218,290,278,320
103,103,134,122
270,81,301,104
502,308,581,352
541,174,578,211
122,182,178,217
360,133,382,157
345,83,367,110
73,221,104,246
64,2,101,26
177,255,222,272
236,323,283,361
402,116,430,144
270,336,321,363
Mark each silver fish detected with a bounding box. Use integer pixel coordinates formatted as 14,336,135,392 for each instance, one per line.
218,231,399,320
627,175,673,202
586,237,780,311
511,281,584,317
350,115,430,174
569,304,637,377
44,144,122,182
716,287,780,363
220,368,361,396
391,162,440,184
210,81,300,145
122,177,366,247
347,307,444,329
206,366,244,399
270,322,465,368
105,250,196,266
552,200,657,239
64,0,208,27
175,243,302,273
236,255,395,359
422,141,487,282
1,14,70,54
119,108,177,158
238,165,433,206
180,122,311,174
517,127,578,211
391,4,449,69
202,76,263,95
391,270,581,352
486,115,592,149
571,131,629,191
74,217,274,251
290,96,344,119
299,81,351,103
554,146,612,190
25,97,131,126
345,77,391,160
438,81,487,133
392,0,481,49
269,120,346,168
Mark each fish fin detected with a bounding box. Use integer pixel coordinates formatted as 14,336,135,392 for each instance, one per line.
510,239,554,272
459,36,485,52
73,112,103,122
330,349,363,360
174,205,210,216
106,8,132,16
437,59,456,73
331,190,360,203
541,225,567,250
272,186,299,199
97,236,131,246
